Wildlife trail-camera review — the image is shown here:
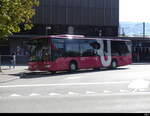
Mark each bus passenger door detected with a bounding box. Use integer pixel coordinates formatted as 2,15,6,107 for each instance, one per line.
54,57,66,70
51,39,67,71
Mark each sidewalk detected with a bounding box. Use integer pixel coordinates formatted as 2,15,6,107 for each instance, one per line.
0,65,28,83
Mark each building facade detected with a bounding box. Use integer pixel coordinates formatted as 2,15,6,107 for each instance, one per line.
29,0,119,36
0,0,119,64
119,37,150,62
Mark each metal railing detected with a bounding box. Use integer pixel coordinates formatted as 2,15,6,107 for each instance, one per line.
0,55,29,66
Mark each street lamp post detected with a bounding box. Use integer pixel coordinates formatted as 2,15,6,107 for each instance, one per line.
143,22,145,38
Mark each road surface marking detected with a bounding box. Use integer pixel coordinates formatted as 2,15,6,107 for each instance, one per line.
10,94,21,97
68,92,78,95
104,90,112,93
86,91,96,94
120,89,129,93
128,79,150,89
65,76,85,80
128,79,150,92
29,93,41,97
48,93,61,96
138,88,148,92
87,92,150,96
0,81,130,88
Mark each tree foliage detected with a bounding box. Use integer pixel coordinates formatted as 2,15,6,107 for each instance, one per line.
0,0,39,39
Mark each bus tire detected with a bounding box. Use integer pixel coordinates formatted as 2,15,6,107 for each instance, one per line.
111,60,118,69
93,67,100,71
69,61,77,72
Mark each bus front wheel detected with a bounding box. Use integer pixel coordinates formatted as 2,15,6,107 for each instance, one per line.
51,71,56,74
69,62,77,72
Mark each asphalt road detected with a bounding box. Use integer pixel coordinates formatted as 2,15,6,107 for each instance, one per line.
0,63,150,113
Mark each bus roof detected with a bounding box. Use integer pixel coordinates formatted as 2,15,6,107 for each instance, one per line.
31,34,131,42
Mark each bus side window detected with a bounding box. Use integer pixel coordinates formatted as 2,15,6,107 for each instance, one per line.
80,40,98,57
89,40,100,56
111,41,130,56
65,39,80,57
111,41,119,56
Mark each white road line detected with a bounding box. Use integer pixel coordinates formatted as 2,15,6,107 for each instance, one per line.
48,93,61,96
139,88,148,92
86,91,96,94
29,93,41,97
68,92,78,95
120,89,129,93
87,92,150,96
10,94,21,97
65,76,84,80
0,81,130,88
104,90,112,93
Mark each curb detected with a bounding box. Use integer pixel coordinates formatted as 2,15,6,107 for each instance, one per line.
0,77,19,83
0,66,28,83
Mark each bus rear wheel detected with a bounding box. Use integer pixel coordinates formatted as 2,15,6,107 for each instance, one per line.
69,62,77,72
111,60,117,69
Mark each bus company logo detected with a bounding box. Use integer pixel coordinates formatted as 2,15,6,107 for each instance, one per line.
98,40,112,67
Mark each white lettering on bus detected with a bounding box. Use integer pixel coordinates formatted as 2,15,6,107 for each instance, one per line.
98,40,112,67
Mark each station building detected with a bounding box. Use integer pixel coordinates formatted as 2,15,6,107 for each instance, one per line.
0,0,119,64
121,37,150,62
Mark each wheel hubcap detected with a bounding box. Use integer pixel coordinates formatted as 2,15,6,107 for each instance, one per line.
112,61,116,68
71,64,76,70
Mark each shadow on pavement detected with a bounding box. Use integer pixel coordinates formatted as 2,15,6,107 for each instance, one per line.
8,67,129,79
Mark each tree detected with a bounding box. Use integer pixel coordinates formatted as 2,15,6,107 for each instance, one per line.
0,0,39,72
0,0,39,39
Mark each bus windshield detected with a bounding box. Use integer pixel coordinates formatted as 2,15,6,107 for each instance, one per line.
28,38,50,62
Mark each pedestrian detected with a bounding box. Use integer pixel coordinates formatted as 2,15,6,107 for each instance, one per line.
9,52,16,69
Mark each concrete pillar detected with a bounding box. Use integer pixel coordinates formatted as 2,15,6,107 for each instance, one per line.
68,26,74,35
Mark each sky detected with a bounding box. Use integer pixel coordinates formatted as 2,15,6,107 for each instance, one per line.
120,0,150,22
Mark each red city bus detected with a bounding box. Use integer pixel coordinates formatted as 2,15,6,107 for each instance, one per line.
28,34,132,73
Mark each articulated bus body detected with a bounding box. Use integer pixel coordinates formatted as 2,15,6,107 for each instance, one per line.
28,35,132,72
